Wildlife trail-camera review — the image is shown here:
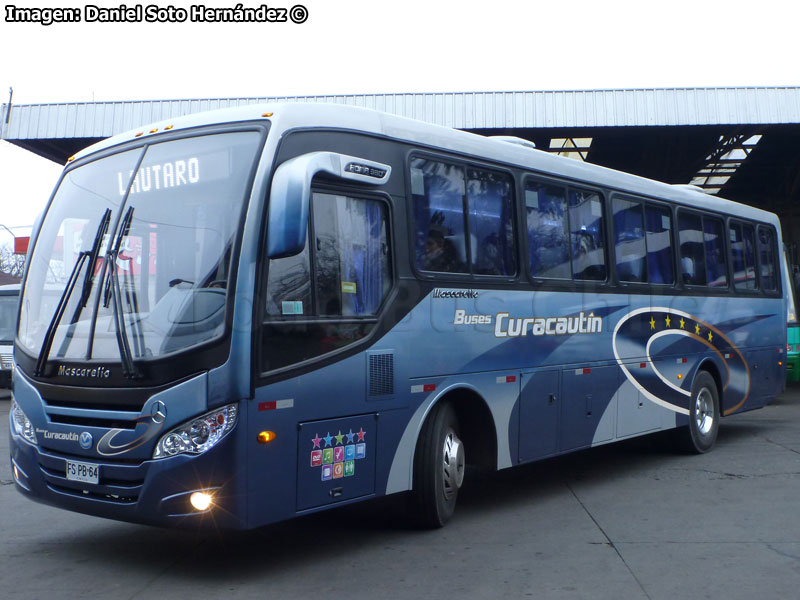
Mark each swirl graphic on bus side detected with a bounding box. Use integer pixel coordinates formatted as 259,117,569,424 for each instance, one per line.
612,307,750,416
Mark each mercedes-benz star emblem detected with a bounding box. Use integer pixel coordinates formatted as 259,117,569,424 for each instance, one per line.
151,400,167,424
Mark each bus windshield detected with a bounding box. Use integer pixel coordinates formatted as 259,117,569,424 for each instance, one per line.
18,130,263,365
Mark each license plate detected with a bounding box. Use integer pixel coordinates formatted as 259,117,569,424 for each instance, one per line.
66,460,99,484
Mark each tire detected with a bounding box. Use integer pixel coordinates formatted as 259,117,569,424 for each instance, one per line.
674,371,720,454
410,402,466,528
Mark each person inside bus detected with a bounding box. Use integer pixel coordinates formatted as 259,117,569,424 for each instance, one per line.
424,228,460,272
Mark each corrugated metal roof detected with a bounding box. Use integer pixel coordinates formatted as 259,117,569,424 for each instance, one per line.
3,87,800,141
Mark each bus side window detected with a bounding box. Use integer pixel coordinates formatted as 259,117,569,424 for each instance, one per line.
703,216,728,288
265,240,312,317
467,168,516,276
569,189,606,281
312,193,391,316
758,226,778,292
742,224,758,290
612,197,646,283
645,205,674,284
410,158,468,274
731,222,758,291
679,212,706,286
265,193,391,318
525,181,570,279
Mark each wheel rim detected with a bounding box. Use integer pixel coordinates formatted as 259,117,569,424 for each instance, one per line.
695,387,714,435
441,429,465,501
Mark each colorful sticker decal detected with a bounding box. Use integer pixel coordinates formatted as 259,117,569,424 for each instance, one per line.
613,306,750,416
312,428,367,480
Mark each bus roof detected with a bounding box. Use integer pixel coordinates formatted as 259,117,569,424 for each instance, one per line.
70,102,780,228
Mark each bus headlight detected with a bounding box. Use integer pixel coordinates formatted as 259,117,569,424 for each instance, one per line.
11,399,38,445
153,404,238,459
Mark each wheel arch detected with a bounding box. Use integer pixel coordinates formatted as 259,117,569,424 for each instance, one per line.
696,358,724,414
421,385,498,470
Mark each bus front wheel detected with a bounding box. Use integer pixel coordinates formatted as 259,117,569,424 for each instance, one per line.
675,371,720,454
411,401,465,528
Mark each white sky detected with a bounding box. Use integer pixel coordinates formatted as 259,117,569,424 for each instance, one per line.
1,0,799,248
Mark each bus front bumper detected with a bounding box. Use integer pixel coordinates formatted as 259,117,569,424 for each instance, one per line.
9,426,249,530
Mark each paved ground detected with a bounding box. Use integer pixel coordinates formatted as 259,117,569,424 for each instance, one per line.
2,385,800,600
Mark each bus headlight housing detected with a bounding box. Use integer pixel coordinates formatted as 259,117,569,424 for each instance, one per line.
153,404,238,459
11,399,38,445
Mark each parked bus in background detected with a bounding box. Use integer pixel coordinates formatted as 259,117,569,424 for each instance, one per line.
0,284,21,391
9,104,789,529
785,255,799,381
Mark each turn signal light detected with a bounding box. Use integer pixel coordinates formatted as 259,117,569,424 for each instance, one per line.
258,431,277,443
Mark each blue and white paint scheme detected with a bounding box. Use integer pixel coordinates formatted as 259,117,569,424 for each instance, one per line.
8,102,788,530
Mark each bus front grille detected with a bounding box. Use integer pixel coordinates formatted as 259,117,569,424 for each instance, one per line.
45,483,139,504
46,412,139,430
42,396,148,413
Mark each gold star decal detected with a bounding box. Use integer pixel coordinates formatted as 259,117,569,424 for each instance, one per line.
665,315,671,327
679,318,685,329
650,316,656,330
695,323,701,335
708,331,713,342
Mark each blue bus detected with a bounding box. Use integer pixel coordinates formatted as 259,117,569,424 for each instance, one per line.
9,104,788,528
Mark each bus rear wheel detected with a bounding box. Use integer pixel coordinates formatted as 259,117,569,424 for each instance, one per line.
411,401,465,528
674,371,720,454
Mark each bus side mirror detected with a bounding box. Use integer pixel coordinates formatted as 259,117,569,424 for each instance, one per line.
266,152,391,258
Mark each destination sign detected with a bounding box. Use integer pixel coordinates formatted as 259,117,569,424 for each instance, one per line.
118,157,200,196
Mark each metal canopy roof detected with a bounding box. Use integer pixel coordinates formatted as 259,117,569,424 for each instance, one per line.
3,87,800,256
4,88,800,152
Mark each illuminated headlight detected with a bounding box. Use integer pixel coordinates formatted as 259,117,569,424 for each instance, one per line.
153,404,238,459
11,399,38,445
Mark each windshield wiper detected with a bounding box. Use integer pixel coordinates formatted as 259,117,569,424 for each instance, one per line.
35,210,111,377
121,254,146,359
55,208,111,358
102,206,139,378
